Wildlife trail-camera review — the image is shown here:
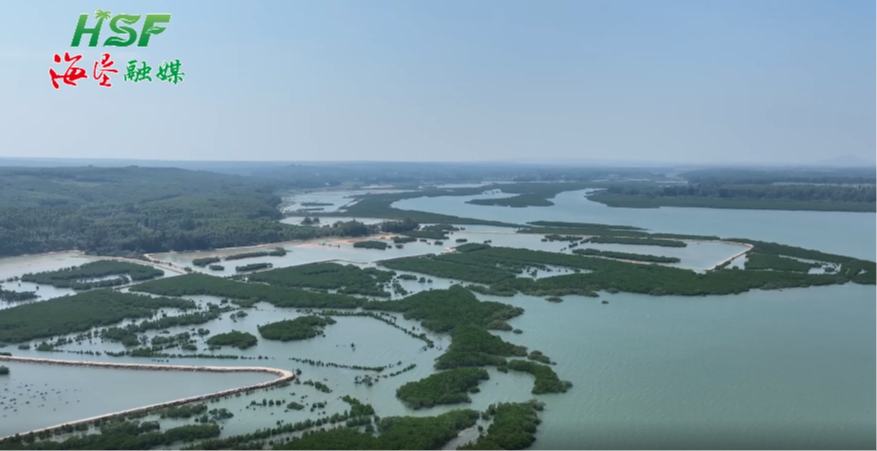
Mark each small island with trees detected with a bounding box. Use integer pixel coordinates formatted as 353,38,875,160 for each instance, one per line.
258,316,336,341
205,330,258,349
352,241,389,250
21,261,164,290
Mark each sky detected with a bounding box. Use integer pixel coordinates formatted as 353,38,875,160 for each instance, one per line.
0,0,874,164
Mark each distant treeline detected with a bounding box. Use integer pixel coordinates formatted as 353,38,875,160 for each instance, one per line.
0,166,427,258
590,184,875,212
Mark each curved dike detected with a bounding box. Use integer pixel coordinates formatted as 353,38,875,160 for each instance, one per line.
0,355,295,440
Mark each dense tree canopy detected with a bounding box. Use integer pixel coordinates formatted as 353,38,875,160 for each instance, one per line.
589,179,877,211
459,400,545,450
205,330,258,349
435,324,527,370
0,290,194,343
0,167,412,258
248,262,394,297
0,421,220,450
21,261,163,289
396,367,490,409
258,316,336,341
131,273,364,309
363,285,523,333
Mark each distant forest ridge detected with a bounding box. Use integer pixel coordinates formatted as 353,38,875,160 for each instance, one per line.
588,168,875,212
0,165,873,259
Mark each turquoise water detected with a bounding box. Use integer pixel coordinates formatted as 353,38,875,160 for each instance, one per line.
394,189,877,261
0,361,273,437
484,284,876,449
282,189,411,214
0,252,99,308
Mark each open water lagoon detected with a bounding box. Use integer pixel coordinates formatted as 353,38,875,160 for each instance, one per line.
482,283,876,449
0,252,99,307
395,189,877,261
281,189,412,214
0,362,274,438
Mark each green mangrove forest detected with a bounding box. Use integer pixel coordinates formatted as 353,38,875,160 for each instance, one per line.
21,261,163,290
258,316,336,341
377,243,874,299
571,248,681,263
395,367,490,409
248,263,394,297
586,236,687,247
0,289,38,303
352,241,389,250
131,273,364,309
205,330,258,349
0,290,194,344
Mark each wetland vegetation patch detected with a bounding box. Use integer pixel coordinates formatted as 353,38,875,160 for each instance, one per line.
0,289,38,303
363,285,523,333
586,236,687,247
395,367,490,409
258,316,336,341
377,244,874,298
571,248,681,263
435,324,527,369
21,261,163,290
131,273,363,309
248,262,394,297
352,240,389,250
459,400,546,450
0,290,194,343
205,330,258,349
506,360,572,394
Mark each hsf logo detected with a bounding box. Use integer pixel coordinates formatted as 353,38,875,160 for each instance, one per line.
71,10,171,47
50,9,185,89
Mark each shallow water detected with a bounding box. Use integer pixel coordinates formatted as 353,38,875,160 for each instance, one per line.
482,283,876,449
281,189,411,214
0,253,99,308
394,189,877,261
0,362,274,437
150,238,449,277
150,228,747,278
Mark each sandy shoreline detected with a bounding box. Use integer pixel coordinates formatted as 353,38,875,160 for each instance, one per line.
0,356,294,441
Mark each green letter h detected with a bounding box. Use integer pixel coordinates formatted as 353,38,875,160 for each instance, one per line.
71,14,101,47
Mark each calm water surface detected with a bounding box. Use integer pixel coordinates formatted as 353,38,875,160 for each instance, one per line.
394,189,877,261
484,284,875,449
0,362,273,437
0,253,99,308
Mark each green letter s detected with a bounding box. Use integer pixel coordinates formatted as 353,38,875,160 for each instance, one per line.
104,14,141,47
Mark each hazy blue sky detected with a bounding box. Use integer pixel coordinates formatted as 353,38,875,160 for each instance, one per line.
0,0,873,164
